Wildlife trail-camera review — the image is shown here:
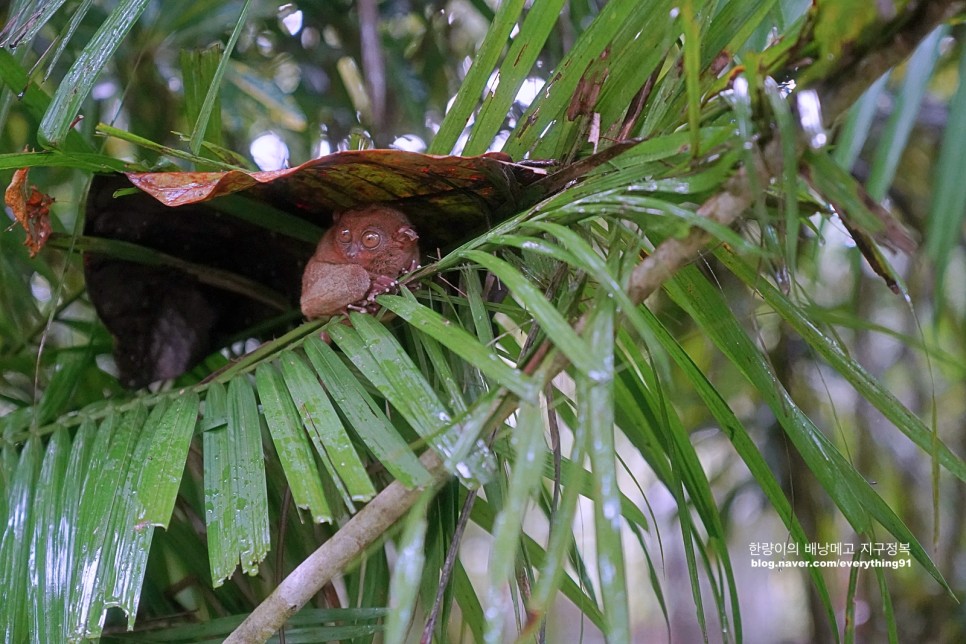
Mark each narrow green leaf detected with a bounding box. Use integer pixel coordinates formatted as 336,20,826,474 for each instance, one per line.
226,63,307,133
866,27,944,201
452,561,486,644
328,315,494,485
39,0,150,147
440,388,505,485
505,0,674,157
497,438,652,536
925,39,966,280
378,294,539,403
874,566,899,644
255,362,333,523
614,329,745,640
403,309,471,415
29,429,71,643
671,266,876,520
77,406,145,637
202,382,236,585
0,437,42,641
594,128,731,173
0,48,93,152
680,0,703,157
188,0,252,154
565,150,747,208
718,249,966,483
68,414,116,636
462,267,497,347
117,607,387,641
137,391,200,526
36,353,87,426
763,77,801,273
44,0,95,85
0,1,69,49
845,556,860,644
579,294,630,641
833,73,889,171
302,337,430,489
472,496,605,630
181,45,225,148
463,0,567,156
96,123,245,170
621,315,837,631
61,420,97,638
529,412,590,618
482,401,547,643
637,47,685,139
326,319,445,439
226,377,270,575
588,18,677,142
429,0,526,154
458,250,596,374
279,351,376,504
109,404,168,627
352,551,390,633
667,264,951,593
805,150,887,239
804,307,962,375
710,0,778,58
510,223,633,302
0,150,127,172
384,490,433,644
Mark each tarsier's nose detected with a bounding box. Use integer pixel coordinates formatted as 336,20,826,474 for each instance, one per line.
345,244,360,259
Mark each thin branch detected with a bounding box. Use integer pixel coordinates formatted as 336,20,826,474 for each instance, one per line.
421,488,479,643
813,0,965,125
225,450,449,644
627,169,752,305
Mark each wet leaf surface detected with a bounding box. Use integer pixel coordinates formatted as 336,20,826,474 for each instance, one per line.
124,149,546,252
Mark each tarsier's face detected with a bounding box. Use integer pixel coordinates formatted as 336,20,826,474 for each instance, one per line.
335,220,387,262
328,207,420,274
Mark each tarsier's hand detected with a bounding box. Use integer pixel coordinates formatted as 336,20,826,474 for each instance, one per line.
300,205,420,318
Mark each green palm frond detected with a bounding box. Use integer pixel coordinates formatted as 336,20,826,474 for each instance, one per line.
2,1,966,642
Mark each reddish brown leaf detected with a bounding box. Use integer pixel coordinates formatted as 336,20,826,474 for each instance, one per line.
124,149,548,252
83,149,550,387
4,167,54,257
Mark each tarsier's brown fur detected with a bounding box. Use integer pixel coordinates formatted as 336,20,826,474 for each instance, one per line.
300,205,420,318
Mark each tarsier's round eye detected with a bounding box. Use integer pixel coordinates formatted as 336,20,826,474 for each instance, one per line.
361,231,382,249
337,228,352,243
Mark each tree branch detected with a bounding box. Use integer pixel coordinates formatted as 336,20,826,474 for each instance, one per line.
627,170,752,305
812,0,965,125
225,450,448,643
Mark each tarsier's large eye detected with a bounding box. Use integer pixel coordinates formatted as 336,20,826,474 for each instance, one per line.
338,228,352,243
361,230,382,249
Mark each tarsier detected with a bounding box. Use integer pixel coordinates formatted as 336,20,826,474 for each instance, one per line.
300,205,420,318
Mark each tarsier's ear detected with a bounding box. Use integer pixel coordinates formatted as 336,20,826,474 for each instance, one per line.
395,226,418,242
331,210,346,225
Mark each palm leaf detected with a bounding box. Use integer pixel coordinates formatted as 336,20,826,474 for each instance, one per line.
1,1,964,642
